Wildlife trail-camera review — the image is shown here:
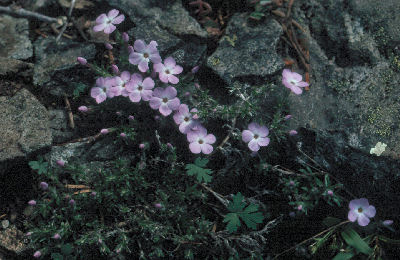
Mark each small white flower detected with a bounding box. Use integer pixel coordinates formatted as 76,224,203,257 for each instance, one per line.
370,142,387,156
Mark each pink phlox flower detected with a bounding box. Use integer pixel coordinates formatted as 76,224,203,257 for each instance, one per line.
187,125,216,154
348,198,376,226
110,71,132,97
173,104,199,133
242,122,270,152
282,69,309,95
33,251,41,258
129,40,161,72
93,9,125,34
153,57,183,84
90,77,115,103
149,86,180,116
126,73,154,102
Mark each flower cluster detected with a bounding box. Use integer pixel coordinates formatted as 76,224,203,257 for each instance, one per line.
86,12,215,154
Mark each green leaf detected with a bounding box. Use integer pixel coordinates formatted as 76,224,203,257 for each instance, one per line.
185,158,212,183
322,217,341,227
184,249,194,260
249,12,265,21
224,193,264,232
341,228,373,255
378,235,400,245
28,158,48,175
332,252,354,260
61,243,74,255
311,230,334,255
51,253,64,260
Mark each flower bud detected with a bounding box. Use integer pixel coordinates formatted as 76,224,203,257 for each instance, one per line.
78,106,88,112
33,251,41,258
284,114,292,120
111,64,119,75
56,159,65,167
154,203,162,209
383,220,394,226
139,143,145,149
69,199,75,205
100,129,109,134
77,57,87,65
289,130,298,136
25,232,32,236
128,115,134,120
91,191,97,197
128,45,134,53
122,32,129,42
28,200,37,206
40,182,48,190
327,190,333,196
120,133,127,138
297,205,303,211
53,233,61,239
104,43,113,50
191,65,200,74
167,143,173,148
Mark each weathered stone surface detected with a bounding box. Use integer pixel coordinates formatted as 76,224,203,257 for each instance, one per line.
170,39,207,69
0,89,52,165
0,15,32,60
207,14,283,85
107,0,207,38
349,0,400,48
33,36,96,96
0,225,27,257
49,109,74,143
0,58,33,77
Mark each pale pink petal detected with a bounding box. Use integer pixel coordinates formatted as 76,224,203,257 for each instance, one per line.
172,65,183,74
290,85,303,95
248,122,259,133
348,210,358,222
159,103,172,116
112,14,125,24
153,63,164,72
282,78,294,89
290,72,303,82
138,60,149,72
168,74,179,84
282,69,292,79
297,81,309,88
204,134,216,144
257,137,270,147
242,130,254,143
90,87,102,99
164,86,177,99
93,23,106,32
129,52,142,65
150,54,161,64
131,73,142,83
96,93,107,103
357,214,370,226
364,205,376,218
96,13,107,23
129,91,141,102
134,40,146,52
142,77,154,89
141,90,153,101
168,98,180,111
152,87,164,98
120,71,131,82
254,125,269,137
107,9,119,19
164,57,176,68
187,131,198,143
189,142,202,154
358,198,370,208
349,199,360,210
248,139,260,152
104,24,116,34
201,143,213,154
173,113,183,125
149,97,161,109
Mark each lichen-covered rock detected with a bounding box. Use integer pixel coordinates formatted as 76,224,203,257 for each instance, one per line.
49,109,74,143
0,225,27,257
107,0,207,38
170,39,207,69
0,58,33,77
0,15,33,60
33,36,96,96
0,89,52,169
207,14,283,85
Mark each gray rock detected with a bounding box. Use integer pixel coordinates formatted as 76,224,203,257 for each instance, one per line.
207,14,283,85
170,39,207,68
349,0,400,48
0,88,51,168
0,225,27,257
49,109,74,143
0,58,33,77
33,36,96,96
0,15,32,60
107,0,207,38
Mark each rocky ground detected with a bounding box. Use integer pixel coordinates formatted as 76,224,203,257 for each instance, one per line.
1,0,400,258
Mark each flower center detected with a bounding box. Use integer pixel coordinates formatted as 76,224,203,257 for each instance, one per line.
102,87,107,92
254,134,259,139
138,86,143,91
358,207,363,213
199,139,204,144
165,69,170,74
290,80,296,84
184,117,189,122
143,53,149,58
162,97,168,103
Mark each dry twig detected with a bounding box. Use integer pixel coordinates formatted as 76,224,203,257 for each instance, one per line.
0,5,63,24
64,96,75,129
56,0,76,42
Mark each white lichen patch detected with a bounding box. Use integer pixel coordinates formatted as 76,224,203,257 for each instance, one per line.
370,142,387,156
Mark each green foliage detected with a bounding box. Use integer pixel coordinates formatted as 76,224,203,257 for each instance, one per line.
224,193,264,233
185,158,213,183
72,83,88,99
341,228,373,255
28,156,48,175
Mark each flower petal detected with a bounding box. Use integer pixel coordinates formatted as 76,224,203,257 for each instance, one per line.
129,91,141,102
290,72,303,82
164,86,177,99
159,72,169,83
142,77,155,89
201,143,213,154
242,130,254,143
282,69,292,79
248,139,260,152
296,81,309,88
149,97,161,109
189,142,201,154
255,125,269,137
150,54,162,64
141,90,153,101
138,60,149,72
290,85,303,95
257,137,270,147
168,74,179,84
364,205,376,218
204,134,216,144
159,103,172,116
358,198,370,208
172,65,183,74
349,199,360,210
248,122,260,133
107,9,119,19
153,63,164,72
93,23,106,32
168,98,180,111
348,210,358,222
129,52,142,65
112,14,125,24
134,40,146,52
187,131,198,143
104,24,116,34
120,71,131,82
357,214,370,226
164,57,176,68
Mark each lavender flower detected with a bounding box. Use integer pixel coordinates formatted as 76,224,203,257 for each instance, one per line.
149,86,180,116
93,9,125,34
90,77,115,103
126,73,154,102
187,126,216,154
129,40,161,72
40,182,48,190
282,69,309,95
111,71,132,97
173,104,198,134
153,57,183,84
348,198,376,226
242,122,270,152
